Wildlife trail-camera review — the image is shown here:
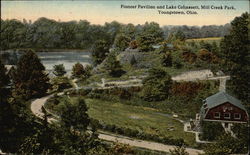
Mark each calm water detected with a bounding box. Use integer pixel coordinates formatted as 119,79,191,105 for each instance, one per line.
37,51,92,75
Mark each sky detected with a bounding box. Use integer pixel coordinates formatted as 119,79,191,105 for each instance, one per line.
1,0,249,26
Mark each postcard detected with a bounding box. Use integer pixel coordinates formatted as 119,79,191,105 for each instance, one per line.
1,0,249,154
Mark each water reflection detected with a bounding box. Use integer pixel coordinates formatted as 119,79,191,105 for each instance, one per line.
37,51,92,75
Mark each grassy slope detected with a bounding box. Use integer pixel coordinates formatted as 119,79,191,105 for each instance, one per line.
46,96,195,146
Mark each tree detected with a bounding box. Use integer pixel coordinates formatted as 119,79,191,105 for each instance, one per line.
51,76,72,91
201,121,225,141
219,13,250,104
0,59,10,103
137,22,164,52
72,63,92,80
137,34,155,52
58,98,99,154
174,31,186,41
12,50,51,99
53,64,66,77
104,52,124,77
0,98,39,153
91,40,110,65
114,33,131,51
72,62,85,78
204,134,247,155
141,68,173,101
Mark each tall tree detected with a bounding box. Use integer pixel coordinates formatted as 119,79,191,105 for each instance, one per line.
0,98,38,153
137,22,164,52
0,59,10,103
141,68,173,101
104,52,123,77
12,50,51,99
114,33,131,51
220,13,250,104
58,98,98,154
91,40,110,65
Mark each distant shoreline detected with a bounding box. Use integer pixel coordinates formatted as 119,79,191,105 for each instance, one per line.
1,48,90,53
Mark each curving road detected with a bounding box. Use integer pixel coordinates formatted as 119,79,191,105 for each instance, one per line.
30,94,203,155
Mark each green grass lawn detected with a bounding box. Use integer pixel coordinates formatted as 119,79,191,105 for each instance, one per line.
46,96,195,146
186,37,222,44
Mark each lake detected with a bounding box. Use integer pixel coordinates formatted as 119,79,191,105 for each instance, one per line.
37,51,92,75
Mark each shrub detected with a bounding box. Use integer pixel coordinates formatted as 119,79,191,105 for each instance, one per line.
51,76,72,91
197,49,214,62
171,81,205,100
182,51,197,64
53,64,66,76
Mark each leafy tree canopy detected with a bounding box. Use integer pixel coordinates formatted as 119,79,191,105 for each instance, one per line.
53,64,66,77
12,50,51,99
141,68,173,101
219,12,250,105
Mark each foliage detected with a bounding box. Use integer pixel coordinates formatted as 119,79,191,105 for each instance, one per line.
197,49,214,62
231,124,249,151
173,31,186,42
161,52,172,67
109,143,134,154
56,98,99,154
141,68,173,101
201,121,225,141
12,50,51,99
137,34,155,52
171,81,206,100
72,63,92,80
0,98,39,153
104,52,124,77
137,22,164,52
204,134,248,155
182,51,197,64
129,40,138,49
169,145,189,155
114,33,131,51
0,59,10,103
1,18,230,50
72,62,85,78
51,76,72,91
163,25,230,40
219,13,250,104
53,64,66,77
91,40,110,65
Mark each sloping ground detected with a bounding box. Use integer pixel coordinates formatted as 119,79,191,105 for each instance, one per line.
30,95,203,154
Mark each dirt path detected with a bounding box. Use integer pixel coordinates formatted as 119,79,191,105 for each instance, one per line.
30,94,203,155
99,133,203,155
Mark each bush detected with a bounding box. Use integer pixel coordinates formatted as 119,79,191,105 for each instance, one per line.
197,49,214,62
51,76,72,91
53,64,66,76
171,81,206,100
182,51,197,64
72,63,92,79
